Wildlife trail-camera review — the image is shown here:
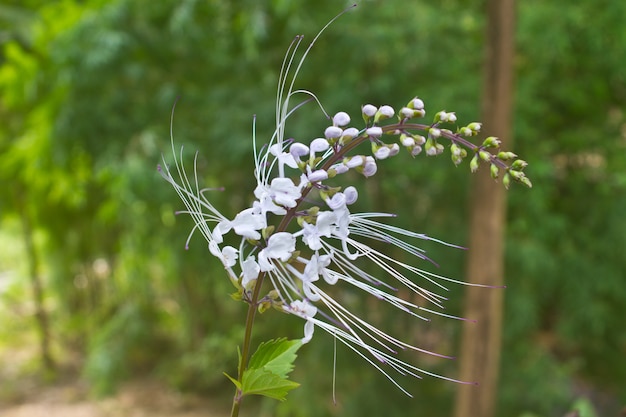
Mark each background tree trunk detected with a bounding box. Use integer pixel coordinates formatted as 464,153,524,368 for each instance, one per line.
453,0,515,416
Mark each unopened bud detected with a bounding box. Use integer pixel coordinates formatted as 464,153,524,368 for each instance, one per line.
408,97,425,110
497,151,517,161
511,159,528,170
470,154,479,173
333,111,351,127
482,136,501,148
374,105,395,123
479,150,492,162
490,163,499,179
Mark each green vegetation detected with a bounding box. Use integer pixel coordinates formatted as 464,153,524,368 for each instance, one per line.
1,1,624,416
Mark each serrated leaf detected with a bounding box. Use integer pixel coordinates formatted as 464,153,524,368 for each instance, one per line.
247,338,302,378
241,368,300,401
239,338,303,401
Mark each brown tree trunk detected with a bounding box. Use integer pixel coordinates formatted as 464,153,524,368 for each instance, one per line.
16,185,55,371
453,0,515,416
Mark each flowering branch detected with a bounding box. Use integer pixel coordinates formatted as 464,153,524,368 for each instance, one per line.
159,6,531,416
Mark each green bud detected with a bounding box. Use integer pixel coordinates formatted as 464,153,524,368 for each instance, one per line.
482,136,501,148
508,170,523,181
497,151,517,161
262,225,275,239
503,173,511,189
521,176,533,188
479,150,492,162
490,163,499,179
467,122,482,134
470,154,479,173
511,159,528,170
258,300,272,314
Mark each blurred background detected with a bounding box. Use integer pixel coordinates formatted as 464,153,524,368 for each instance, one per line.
0,1,624,416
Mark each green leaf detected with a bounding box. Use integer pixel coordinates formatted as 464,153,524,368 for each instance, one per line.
241,368,300,401
239,338,303,401
247,338,302,378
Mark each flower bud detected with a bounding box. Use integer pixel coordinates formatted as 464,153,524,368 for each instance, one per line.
345,155,364,168
333,111,351,127
400,107,415,119
324,126,343,140
429,127,441,138
373,144,391,160
470,154,479,173
310,138,330,155
503,173,511,189
511,159,528,170
366,126,383,138
413,134,426,145
361,156,378,177
490,163,499,179
400,134,415,147
290,142,309,158
410,145,423,156
497,151,517,161
479,150,492,162
467,122,482,134
482,136,501,148
459,126,472,136
344,186,358,205
362,104,377,122
408,97,425,110
374,105,394,123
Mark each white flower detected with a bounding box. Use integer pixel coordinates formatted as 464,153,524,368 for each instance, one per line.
269,177,301,208
300,211,336,251
258,232,296,272
209,241,238,268
241,257,260,289
285,300,317,344
230,207,266,240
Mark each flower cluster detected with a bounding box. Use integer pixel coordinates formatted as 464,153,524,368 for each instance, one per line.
159,33,531,395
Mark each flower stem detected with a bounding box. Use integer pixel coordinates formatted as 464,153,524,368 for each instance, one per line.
230,271,267,417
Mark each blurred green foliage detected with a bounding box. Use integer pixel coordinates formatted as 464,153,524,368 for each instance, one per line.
0,0,624,416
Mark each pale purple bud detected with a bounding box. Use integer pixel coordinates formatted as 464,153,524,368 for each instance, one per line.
378,105,394,119
344,186,358,205
362,156,377,177
400,107,415,119
447,112,457,122
307,168,329,182
362,104,377,117
326,193,346,210
414,135,426,145
330,163,349,174
366,126,383,138
333,111,351,127
401,135,415,147
324,126,343,139
310,138,330,153
411,146,423,156
345,155,364,168
341,127,359,139
389,143,400,156
429,128,441,138
290,142,309,158
374,146,390,160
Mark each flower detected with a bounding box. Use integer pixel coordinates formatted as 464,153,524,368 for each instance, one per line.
161,19,530,397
